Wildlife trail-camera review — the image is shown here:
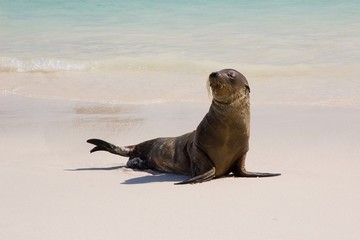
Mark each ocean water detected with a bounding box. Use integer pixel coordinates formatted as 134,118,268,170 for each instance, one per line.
1,0,359,106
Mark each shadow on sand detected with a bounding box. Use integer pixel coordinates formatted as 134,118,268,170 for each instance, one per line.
65,165,188,184
122,172,188,185
65,165,126,171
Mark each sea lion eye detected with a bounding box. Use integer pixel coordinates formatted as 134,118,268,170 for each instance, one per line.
227,72,235,79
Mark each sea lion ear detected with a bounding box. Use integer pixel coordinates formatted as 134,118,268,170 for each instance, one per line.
245,85,250,93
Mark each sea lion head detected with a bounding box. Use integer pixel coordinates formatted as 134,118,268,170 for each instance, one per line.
207,69,250,104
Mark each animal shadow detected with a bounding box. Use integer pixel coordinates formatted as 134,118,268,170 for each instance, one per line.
122,171,188,184
65,165,187,184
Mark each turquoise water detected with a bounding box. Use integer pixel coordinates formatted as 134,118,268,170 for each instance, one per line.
1,0,359,71
0,0,359,106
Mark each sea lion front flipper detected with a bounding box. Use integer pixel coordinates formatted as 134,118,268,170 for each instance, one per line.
87,139,132,157
175,167,216,185
233,154,281,178
238,171,281,178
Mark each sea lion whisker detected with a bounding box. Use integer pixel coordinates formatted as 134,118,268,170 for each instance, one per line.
206,78,213,99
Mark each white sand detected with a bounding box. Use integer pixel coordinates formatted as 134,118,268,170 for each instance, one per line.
1,95,359,240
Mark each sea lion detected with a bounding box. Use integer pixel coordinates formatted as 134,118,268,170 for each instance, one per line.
87,69,280,184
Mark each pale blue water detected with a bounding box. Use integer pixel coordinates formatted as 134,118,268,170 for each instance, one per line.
1,0,359,70
0,0,359,106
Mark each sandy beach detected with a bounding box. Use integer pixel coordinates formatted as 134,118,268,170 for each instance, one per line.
2,1,360,239
1,95,359,240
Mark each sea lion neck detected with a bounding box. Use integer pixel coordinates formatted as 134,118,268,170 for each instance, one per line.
212,91,249,109
209,96,250,125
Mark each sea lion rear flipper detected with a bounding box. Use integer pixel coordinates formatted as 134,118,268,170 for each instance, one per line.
175,167,216,185
87,139,131,157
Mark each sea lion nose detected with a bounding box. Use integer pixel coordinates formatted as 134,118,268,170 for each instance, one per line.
209,72,218,78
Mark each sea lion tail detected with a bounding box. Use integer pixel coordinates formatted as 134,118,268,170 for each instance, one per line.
175,167,216,185
87,139,132,157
